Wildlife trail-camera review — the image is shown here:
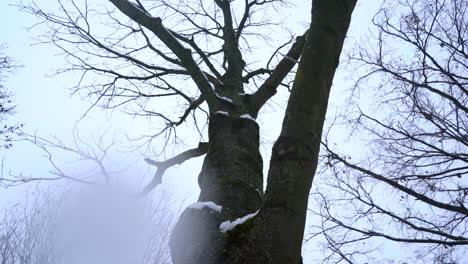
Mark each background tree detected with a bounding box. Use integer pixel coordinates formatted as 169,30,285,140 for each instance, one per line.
1,130,179,263
0,187,176,264
0,45,21,149
18,0,357,263
312,0,467,262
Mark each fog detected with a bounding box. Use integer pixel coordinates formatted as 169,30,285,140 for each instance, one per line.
1,179,180,264
53,185,153,264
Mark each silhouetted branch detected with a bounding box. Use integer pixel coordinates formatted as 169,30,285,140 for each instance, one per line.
251,31,308,113
142,142,209,194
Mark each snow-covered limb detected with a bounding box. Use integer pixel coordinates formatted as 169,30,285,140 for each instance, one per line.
201,71,210,84
214,111,229,116
188,201,223,213
215,93,233,103
219,210,259,233
284,56,299,64
279,52,299,64
240,114,256,122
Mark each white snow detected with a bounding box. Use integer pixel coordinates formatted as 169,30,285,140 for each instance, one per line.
284,56,299,63
215,93,233,103
279,52,299,64
219,210,259,233
240,114,256,122
214,111,229,116
201,71,209,82
188,201,223,213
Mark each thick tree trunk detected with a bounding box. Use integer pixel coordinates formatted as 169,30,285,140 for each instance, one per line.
170,113,264,264
258,1,357,262
170,1,357,263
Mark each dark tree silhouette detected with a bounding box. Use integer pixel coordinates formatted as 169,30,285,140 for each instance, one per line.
313,0,468,262
0,45,21,149
18,0,357,262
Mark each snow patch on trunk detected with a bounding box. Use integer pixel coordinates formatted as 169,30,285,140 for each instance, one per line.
279,52,299,63
188,201,223,213
219,210,259,233
240,114,256,122
215,93,233,103
214,111,229,116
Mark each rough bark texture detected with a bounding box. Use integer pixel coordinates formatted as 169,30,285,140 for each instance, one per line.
198,114,263,218
170,1,357,263
170,113,264,264
258,1,357,262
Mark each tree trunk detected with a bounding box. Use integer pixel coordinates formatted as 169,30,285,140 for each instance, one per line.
170,113,264,264
170,1,357,263
258,1,357,262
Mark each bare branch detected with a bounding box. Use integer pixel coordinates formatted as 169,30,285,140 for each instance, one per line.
109,0,219,108
250,31,308,114
141,142,209,195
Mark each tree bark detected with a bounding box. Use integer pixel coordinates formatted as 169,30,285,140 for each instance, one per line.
170,1,357,263
259,1,357,262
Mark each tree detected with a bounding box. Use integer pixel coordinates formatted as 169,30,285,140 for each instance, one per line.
1,131,179,263
0,45,21,149
313,0,468,262
0,187,177,264
19,0,357,263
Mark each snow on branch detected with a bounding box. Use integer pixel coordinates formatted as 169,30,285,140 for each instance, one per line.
214,111,229,116
240,114,256,122
215,93,234,103
219,210,259,233
188,201,223,213
279,52,299,64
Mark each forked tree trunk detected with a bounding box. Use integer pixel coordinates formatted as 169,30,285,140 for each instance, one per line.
28,0,356,262
169,1,357,263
